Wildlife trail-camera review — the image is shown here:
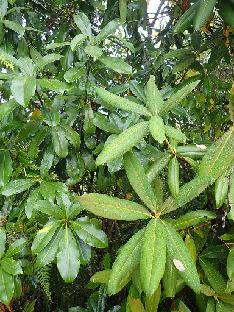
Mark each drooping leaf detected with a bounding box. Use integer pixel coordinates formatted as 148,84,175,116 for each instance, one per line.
90,269,111,284
37,53,63,69
140,219,166,295
108,228,145,295
145,76,164,115
1,179,35,197
227,247,234,282
28,128,48,159
162,221,200,293
100,56,132,74
0,151,12,188
57,227,80,283
124,152,157,212
96,121,149,166
60,125,80,148
37,79,67,94
78,193,151,221
149,115,166,144
40,145,54,177
11,77,36,107
96,87,151,117
71,218,108,248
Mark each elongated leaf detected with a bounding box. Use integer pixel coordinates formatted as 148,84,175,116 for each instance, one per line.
0,0,7,19
168,156,180,198
160,80,200,115
3,20,25,35
162,255,178,298
5,238,27,258
108,229,145,295
199,127,234,183
227,247,234,281
60,125,80,148
37,79,67,94
165,125,186,143
0,228,6,258
28,128,48,159
78,193,151,221
206,298,216,312
140,219,166,295
96,121,149,166
11,77,36,107
199,258,226,295
149,115,166,144
215,174,229,209
93,112,120,134
74,12,92,37
146,153,171,183
145,284,161,312
174,2,199,33
1,258,22,275
70,34,86,51
57,227,80,283
96,19,119,42
162,221,200,293
85,45,103,59
96,87,151,117
129,80,146,103
145,76,164,115
64,66,85,82
37,53,63,69
90,269,111,284
0,151,12,188
40,145,54,177
71,219,108,248
124,152,157,212
119,0,127,23
0,268,14,306
1,179,35,197
100,56,132,74
32,200,65,219
171,210,216,230
176,144,207,159
52,126,68,158
194,0,216,31
216,301,233,312
0,100,17,121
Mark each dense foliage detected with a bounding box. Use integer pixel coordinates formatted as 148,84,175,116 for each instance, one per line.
0,0,234,311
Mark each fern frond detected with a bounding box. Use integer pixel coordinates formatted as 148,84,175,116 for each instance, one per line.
35,264,52,301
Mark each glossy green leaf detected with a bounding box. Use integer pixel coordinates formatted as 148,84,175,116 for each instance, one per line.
11,77,36,107
5,238,27,258
199,258,226,295
96,121,149,165
74,12,92,37
206,298,216,312
96,87,151,116
32,200,65,219
227,247,234,282
174,2,199,33
145,76,164,115
40,145,54,177
1,258,22,276
100,56,132,74
78,193,151,221
145,284,161,312
149,115,166,144
64,66,85,82
37,53,63,69
108,228,145,295
216,301,233,312
146,153,171,183
194,0,216,31
162,221,200,293
160,80,200,115
1,179,35,197
0,150,12,188
168,156,180,198
52,126,68,158
215,174,229,209
60,125,80,148
0,267,14,306
28,128,48,159
0,228,6,259
90,269,111,284
176,144,207,159
124,152,157,211
57,227,80,283
70,34,86,51
140,219,166,295
162,255,178,298
71,218,108,248
0,100,17,121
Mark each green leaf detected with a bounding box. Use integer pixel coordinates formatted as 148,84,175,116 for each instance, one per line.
57,227,80,283
0,267,14,306
78,193,151,221
162,221,200,293
0,228,6,258
168,156,180,198
100,56,132,74
37,53,63,69
119,0,127,24
199,127,234,184
108,229,145,295
96,19,119,42
28,128,48,159
5,238,27,258
216,301,233,312
162,256,178,298
215,174,229,209
60,125,80,148
52,126,68,158
160,80,200,115
84,45,103,59
32,200,65,219
174,2,199,33
165,125,186,143
96,121,149,166
96,87,151,116
90,269,111,284
194,0,216,31
206,298,216,312
11,77,36,107
145,76,164,115
170,210,216,230
124,152,157,212
145,284,161,312
37,79,67,94
74,12,92,37
0,0,8,19
93,112,120,134
1,179,35,197
40,145,54,177
1,258,22,275
3,20,25,35
0,100,17,121
0,151,12,188
45,41,70,50
227,247,234,281
71,218,108,248
129,80,146,103
70,34,86,51
199,258,226,295
149,115,166,144
64,66,85,83
140,219,166,295
176,144,207,158
146,153,171,183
